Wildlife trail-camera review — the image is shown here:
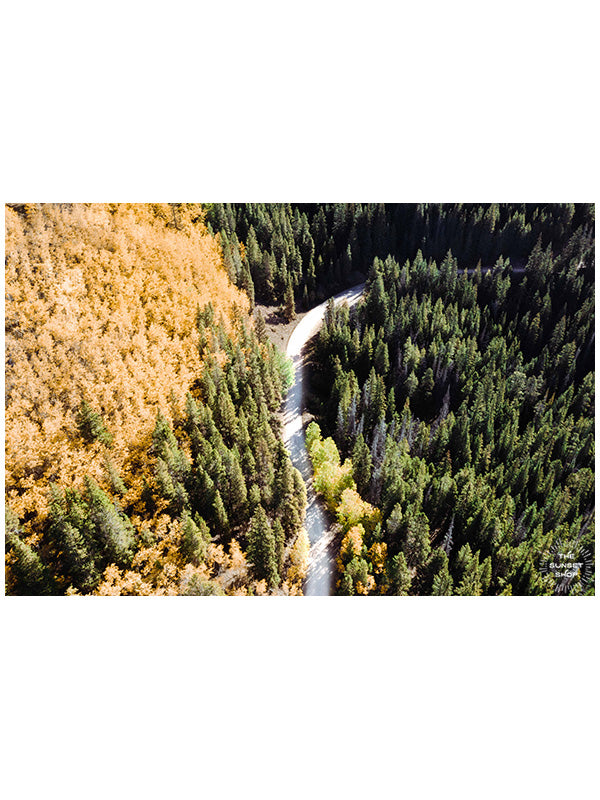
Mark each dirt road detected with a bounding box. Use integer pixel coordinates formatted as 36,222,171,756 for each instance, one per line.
283,285,365,596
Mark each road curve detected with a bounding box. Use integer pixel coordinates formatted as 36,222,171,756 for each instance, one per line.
283,284,365,596
282,263,523,595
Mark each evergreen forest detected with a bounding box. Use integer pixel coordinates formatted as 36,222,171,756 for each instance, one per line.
5,202,595,595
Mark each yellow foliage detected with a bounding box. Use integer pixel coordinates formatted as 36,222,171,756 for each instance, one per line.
208,543,228,570
95,564,154,596
355,576,376,596
286,529,310,586
309,436,341,469
340,525,364,563
178,563,217,595
228,539,248,572
281,580,303,596
368,542,388,575
130,516,186,590
336,487,381,534
5,203,249,524
253,579,268,596
337,489,371,531
314,459,355,512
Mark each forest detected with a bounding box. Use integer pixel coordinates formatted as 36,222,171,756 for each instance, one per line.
5,202,595,595
205,202,592,307
5,204,308,595
205,202,594,594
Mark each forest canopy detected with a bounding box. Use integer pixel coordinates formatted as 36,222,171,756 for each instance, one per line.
5,203,307,595
205,202,593,309
5,202,595,596
305,206,595,595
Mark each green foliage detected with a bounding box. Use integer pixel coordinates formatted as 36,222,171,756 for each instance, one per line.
272,347,294,395
5,205,311,596
6,506,56,595
84,476,135,567
389,552,412,596
47,484,101,592
247,505,280,588
205,203,594,310
283,278,296,321
181,513,211,566
104,458,127,495
179,574,224,596
7,203,594,596
76,399,113,446
308,208,594,596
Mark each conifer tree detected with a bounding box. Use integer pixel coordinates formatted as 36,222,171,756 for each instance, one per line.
47,485,100,592
227,453,248,525
432,566,454,595
366,270,388,327
6,507,55,595
212,490,230,537
84,476,135,567
352,433,373,497
76,399,113,446
283,278,296,322
181,512,211,566
254,311,269,345
247,505,280,588
104,457,127,496
388,552,412,595
272,518,285,573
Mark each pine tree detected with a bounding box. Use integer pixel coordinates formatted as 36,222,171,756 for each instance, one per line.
104,457,127,496
6,531,56,595
366,271,388,327
272,518,285,573
181,512,211,566
352,433,373,496
247,505,280,588
240,258,255,311
227,453,248,525
421,367,435,402
6,507,55,595
84,476,135,567
374,339,390,376
212,490,230,537
273,442,302,536
76,399,113,446
432,567,453,595
47,485,100,592
402,512,431,568
245,225,262,286
388,552,412,595
215,388,238,447
404,370,418,399
283,278,296,322
254,311,269,345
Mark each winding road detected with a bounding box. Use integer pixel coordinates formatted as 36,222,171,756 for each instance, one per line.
283,263,526,596
283,285,365,596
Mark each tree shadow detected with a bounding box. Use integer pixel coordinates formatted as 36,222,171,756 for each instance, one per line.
265,309,286,326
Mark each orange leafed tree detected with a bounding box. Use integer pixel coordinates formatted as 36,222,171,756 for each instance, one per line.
5,203,249,526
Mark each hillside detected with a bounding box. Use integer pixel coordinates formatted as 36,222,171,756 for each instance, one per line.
308,240,595,595
5,202,594,596
6,204,246,516
5,203,307,595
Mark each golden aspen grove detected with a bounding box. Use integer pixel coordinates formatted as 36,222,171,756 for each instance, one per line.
5,203,307,595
